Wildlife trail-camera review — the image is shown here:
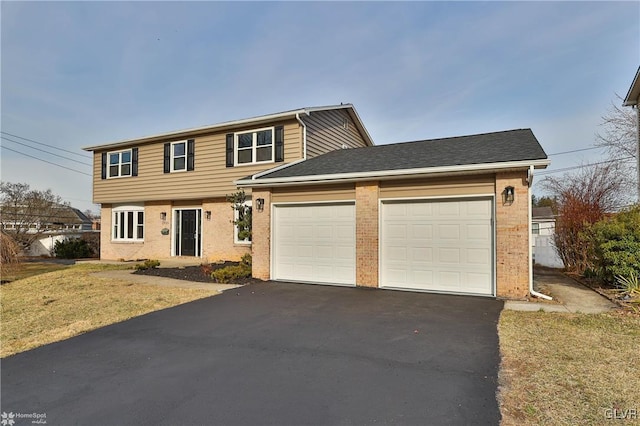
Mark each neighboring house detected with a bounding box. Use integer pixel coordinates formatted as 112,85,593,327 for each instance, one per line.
623,65,640,200
531,206,555,244
83,105,373,262
1,205,94,256
85,105,550,299
531,206,563,268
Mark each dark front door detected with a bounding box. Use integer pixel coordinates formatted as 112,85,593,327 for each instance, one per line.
181,210,197,256
174,209,201,257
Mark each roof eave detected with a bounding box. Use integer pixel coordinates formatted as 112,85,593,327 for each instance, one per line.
82,107,320,152
235,158,550,187
623,66,640,106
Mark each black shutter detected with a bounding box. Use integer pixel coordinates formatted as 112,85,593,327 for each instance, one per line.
275,126,284,162
225,133,234,167
132,148,139,176
101,153,107,179
187,139,195,171
163,143,170,173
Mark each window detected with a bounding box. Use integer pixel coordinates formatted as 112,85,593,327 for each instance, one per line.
235,128,274,165
234,201,252,244
532,223,540,235
164,140,194,173
171,141,186,172
108,150,132,178
112,207,144,241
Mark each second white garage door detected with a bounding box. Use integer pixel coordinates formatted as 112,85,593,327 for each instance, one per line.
272,203,356,286
380,198,494,296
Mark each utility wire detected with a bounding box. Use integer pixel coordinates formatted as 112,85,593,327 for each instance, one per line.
536,156,635,176
547,146,603,156
1,136,92,167
0,145,92,177
0,131,91,158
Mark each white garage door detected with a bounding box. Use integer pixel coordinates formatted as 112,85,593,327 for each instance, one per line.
380,198,494,296
272,203,356,286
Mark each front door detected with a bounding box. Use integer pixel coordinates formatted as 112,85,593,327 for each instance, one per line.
174,209,201,257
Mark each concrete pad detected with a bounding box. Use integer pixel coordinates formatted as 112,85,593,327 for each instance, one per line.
504,267,617,314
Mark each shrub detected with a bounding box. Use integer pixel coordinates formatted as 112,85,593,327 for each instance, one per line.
589,205,640,284
53,238,92,259
1,232,20,279
211,262,251,284
135,259,161,270
240,253,252,267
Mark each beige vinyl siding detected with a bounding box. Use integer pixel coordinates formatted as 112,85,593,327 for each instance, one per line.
271,184,356,203
379,175,495,198
93,120,301,204
305,109,369,158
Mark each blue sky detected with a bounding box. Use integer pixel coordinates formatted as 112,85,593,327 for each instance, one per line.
1,1,639,213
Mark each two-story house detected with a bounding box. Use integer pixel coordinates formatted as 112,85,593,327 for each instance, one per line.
85,104,550,299
83,105,372,262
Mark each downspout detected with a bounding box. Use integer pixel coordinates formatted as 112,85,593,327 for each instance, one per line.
296,112,308,160
528,165,553,300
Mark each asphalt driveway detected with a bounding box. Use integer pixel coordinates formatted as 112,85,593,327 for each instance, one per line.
1,282,503,426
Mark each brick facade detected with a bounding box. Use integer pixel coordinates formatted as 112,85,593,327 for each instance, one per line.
250,189,272,280
495,171,530,299
100,199,251,262
355,182,379,287
247,171,532,299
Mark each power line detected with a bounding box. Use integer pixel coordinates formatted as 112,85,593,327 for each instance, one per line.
0,131,91,158
0,145,92,177
1,136,92,167
547,146,603,156
536,157,635,176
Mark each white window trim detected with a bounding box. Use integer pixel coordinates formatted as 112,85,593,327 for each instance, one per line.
234,127,275,166
112,205,144,242
170,140,188,173
107,149,133,179
234,200,252,245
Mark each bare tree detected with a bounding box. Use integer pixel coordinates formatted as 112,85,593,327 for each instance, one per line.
0,182,69,249
542,162,626,273
595,95,638,192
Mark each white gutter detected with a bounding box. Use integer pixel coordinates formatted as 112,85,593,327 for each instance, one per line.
295,112,308,160
236,158,551,187
528,164,553,300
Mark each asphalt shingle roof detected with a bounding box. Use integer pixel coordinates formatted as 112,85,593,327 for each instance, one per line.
258,129,547,180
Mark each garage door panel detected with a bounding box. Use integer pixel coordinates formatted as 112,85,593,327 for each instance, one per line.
381,198,494,296
273,203,356,286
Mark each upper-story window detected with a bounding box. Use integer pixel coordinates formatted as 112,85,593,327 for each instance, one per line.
226,126,284,167
236,128,274,165
172,141,187,172
101,148,138,179
532,223,540,235
109,150,132,178
164,139,194,173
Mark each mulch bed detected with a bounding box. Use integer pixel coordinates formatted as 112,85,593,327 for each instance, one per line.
133,261,256,285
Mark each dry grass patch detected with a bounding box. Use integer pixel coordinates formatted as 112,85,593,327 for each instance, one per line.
1,261,70,282
499,310,640,425
1,263,218,358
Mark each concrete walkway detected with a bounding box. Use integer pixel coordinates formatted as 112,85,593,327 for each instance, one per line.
504,267,617,314
92,269,241,292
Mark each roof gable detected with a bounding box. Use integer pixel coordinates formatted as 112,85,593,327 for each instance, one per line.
623,66,640,106
82,104,373,151
247,129,548,182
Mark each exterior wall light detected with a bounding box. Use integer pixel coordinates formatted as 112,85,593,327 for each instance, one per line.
256,198,265,212
205,211,212,220
160,212,167,221
503,186,515,205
